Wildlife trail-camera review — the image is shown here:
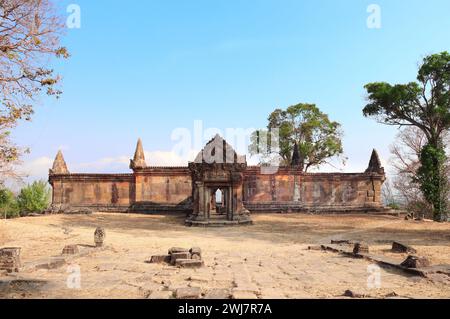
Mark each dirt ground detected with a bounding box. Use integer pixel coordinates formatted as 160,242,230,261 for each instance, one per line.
1,213,450,299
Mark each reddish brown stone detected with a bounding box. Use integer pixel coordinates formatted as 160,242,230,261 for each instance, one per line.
175,259,204,268
353,243,369,255
148,255,171,264
48,138,385,217
168,247,189,255
401,256,431,269
392,242,417,254
170,252,191,265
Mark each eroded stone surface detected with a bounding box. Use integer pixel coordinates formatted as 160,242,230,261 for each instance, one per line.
392,242,417,254
401,256,431,269
175,287,202,299
62,245,79,255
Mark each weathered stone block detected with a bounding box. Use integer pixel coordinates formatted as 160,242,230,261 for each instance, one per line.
175,287,202,299
190,247,202,259
168,247,189,255
353,243,369,255
191,254,202,261
401,255,431,269
0,247,21,273
204,288,231,299
148,255,171,264
62,245,79,255
94,227,106,247
171,252,191,265
392,242,417,254
175,259,204,268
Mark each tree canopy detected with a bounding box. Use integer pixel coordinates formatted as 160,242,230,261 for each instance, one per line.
363,52,450,145
249,103,344,172
0,0,68,181
363,52,450,221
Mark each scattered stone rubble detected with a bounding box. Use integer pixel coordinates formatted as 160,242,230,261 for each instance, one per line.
401,255,431,269
321,240,443,278
392,242,417,254
353,242,369,254
148,247,204,268
0,247,21,273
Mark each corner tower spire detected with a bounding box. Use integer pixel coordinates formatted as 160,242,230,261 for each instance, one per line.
130,138,147,169
50,150,69,175
291,142,301,166
365,149,384,174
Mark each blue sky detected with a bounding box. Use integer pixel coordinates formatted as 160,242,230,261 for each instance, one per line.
12,0,450,182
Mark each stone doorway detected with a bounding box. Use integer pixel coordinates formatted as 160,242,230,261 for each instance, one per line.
185,135,252,226
208,186,230,220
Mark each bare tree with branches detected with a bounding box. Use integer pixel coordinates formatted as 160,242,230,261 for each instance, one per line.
388,127,450,217
0,0,68,183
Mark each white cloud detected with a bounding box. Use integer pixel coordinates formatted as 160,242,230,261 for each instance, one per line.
145,150,197,167
19,156,53,179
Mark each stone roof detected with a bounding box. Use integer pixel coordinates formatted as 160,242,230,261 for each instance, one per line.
130,138,147,169
193,134,246,164
365,149,384,174
49,150,69,175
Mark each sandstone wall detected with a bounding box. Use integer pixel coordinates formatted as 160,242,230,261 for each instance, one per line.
134,168,192,204
243,167,384,212
49,167,384,214
49,174,134,212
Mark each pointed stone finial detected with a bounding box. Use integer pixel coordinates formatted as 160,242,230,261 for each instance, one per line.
130,138,147,169
50,150,69,175
291,142,304,171
366,149,384,174
291,142,301,166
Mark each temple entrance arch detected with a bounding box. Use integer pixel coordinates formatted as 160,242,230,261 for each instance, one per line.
186,135,252,226
207,185,231,220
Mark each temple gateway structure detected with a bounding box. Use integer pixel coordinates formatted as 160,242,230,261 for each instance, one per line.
49,135,386,226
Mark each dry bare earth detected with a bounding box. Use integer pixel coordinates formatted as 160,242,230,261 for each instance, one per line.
1,213,450,299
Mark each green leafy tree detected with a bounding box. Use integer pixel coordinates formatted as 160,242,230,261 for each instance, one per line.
363,52,450,221
17,180,51,215
249,103,344,172
0,188,19,219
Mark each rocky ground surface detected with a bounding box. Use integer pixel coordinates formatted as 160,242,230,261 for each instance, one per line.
1,213,450,299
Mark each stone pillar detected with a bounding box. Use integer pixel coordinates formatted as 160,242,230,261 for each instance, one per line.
293,175,301,202
205,187,211,219
227,187,233,220
198,183,205,219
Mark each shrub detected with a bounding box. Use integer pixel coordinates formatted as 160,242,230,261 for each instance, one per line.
0,188,20,219
17,180,51,216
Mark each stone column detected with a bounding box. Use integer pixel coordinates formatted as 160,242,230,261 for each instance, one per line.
205,187,210,219
198,183,205,219
293,175,301,202
227,187,233,221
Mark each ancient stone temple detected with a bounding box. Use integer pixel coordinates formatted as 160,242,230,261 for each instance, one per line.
186,136,252,226
49,135,386,226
